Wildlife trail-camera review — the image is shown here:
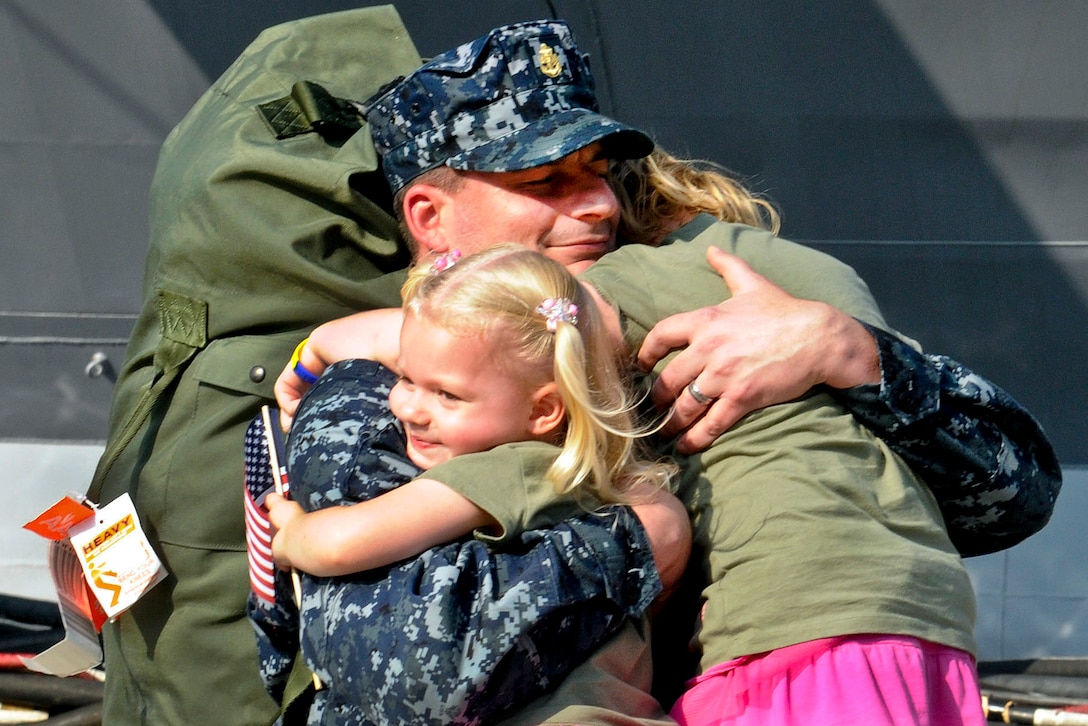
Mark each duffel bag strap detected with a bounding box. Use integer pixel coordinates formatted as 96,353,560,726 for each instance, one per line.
258,80,364,141
87,289,206,502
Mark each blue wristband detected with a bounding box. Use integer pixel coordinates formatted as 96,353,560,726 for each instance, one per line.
289,338,320,385
293,360,319,385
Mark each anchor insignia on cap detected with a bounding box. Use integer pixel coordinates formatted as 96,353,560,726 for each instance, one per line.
538,43,562,77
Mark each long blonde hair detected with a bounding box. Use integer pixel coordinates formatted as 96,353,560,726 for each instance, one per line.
401,245,673,503
614,148,781,246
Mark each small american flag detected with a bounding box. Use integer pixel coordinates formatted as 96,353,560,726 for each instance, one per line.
243,406,289,604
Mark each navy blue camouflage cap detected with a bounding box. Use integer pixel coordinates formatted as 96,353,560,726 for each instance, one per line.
362,19,654,192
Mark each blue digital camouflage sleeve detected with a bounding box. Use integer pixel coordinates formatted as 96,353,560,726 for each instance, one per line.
831,322,1062,557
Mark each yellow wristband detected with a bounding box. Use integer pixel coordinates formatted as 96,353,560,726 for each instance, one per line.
289,338,320,385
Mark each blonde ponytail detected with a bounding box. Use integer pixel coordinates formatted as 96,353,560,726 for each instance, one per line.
614,148,781,246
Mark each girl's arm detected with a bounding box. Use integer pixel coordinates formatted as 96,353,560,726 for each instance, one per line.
275,308,404,427
625,484,691,605
267,478,496,576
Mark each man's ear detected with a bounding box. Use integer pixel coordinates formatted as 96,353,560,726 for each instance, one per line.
402,184,451,255
528,382,566,437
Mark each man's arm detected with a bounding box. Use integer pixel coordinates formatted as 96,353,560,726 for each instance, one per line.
616,243,1060,556
831,323,1062,556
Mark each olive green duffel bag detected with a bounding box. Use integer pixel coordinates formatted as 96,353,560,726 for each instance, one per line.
88,8,420,724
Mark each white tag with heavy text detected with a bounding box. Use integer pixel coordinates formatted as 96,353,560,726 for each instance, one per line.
68,493,166,618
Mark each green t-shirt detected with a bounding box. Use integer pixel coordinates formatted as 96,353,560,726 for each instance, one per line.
582,217,976,669
427,217,976,722
426,441,604,545
428,446,675,726
427,446,674,726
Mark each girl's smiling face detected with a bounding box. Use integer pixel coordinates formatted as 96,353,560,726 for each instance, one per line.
389,313,556,470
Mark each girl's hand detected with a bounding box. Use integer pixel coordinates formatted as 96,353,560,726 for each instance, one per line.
263,480,492,577
275,335,330,431
266,492,305,570
274,363,314,431
626,483,691,606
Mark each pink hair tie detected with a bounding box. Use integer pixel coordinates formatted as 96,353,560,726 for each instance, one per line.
536,297,579,333
430,249,461,273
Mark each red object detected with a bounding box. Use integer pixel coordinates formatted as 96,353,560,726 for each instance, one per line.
23,497,95,540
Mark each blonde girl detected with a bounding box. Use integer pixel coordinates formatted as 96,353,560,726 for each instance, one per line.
255,244,683,725
269,245,675,573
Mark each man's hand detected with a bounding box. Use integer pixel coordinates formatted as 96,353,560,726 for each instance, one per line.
640,247,880,453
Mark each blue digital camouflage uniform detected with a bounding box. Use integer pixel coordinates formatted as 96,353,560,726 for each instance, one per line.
833,323,1062,556
248,359,661,726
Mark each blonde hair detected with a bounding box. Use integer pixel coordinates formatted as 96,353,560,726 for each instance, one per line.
401,244,673,503
613,148,781,246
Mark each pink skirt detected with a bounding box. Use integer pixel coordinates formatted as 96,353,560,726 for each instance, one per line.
670,634,984,726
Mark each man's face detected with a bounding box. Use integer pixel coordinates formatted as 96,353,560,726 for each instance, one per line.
441,143,621,274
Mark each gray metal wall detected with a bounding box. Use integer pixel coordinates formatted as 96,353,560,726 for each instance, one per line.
2,0,1085,464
